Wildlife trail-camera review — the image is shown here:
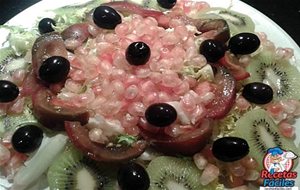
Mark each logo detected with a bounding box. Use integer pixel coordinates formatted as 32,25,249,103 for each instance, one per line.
260,147,298,188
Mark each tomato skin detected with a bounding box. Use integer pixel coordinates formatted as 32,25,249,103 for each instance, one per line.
32,32,68,75
32,89,89,130
65,122,147,162
61,23,90,51
138,120,212,156
219,53,250,81
205,65,236,119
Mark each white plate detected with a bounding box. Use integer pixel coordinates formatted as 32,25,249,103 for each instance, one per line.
1,0,300,189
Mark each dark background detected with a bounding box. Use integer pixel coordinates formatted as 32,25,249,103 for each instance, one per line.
0,0,299,46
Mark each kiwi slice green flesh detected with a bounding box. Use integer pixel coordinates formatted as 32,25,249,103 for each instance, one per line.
246,51,300,101
0,47,16,74
232,108,298,170
198,8,255,36
147,156,218,190
47,146,118,190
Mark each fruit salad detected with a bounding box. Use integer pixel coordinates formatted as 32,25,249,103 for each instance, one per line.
0,0,300,189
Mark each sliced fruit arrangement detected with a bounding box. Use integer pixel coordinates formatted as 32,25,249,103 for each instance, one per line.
197,7,255,36
47,145,118,190
146,156,220,190
245,50,300,101
232,108,298,170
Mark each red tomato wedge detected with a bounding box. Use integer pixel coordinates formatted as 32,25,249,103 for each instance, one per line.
31,32,68,77
32,89,89,130
61,23,90,51
219,52,250,81
65,121,147,162
138,120,212,156
205,65,236,119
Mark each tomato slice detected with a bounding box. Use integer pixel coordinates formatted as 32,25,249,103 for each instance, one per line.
32,89,89,130
138,120,212,156
65,121,147,162
31,32,68,78
194,18,230,43
219,52,250,81
61,23,90,51
205,65,236,119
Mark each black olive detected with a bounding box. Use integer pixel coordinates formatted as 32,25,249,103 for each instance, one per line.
228,32,260,55
93,6,122,29
0,80,19,103
157,0,177,9
212,137,249,162
242,82,273,104
199,39,226,63
12,125,43,153
39,56,70,84
117,162,150,190
145,103,177,127
126,42,151,66
38,18,56,34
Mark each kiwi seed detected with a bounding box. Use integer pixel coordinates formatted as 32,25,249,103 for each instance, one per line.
246,50,300,100
146,156,219,190
47,146,118,190
233,108,298,170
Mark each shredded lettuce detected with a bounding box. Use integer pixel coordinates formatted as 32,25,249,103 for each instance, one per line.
0,25,37,56
115,134,138,146
52,0,110,32
181,64,214,82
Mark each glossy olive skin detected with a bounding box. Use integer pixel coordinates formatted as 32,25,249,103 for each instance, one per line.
12,125,43,153
200,39,226,63
145,103,177,127
117,162,150,190
242,82,273,104
0,80,19,103
38,18,56,34
228,32,260,55
93,6,122,29
212,137,249,162
157,0,177,9
39,56,70,83
126,42,151,66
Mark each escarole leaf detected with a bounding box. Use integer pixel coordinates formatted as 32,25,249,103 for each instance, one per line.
181,64,214,81
0,25,37,56
115,134,138,146
52,0,110,32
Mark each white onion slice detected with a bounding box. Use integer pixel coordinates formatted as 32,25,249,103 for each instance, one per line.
11,134,68,190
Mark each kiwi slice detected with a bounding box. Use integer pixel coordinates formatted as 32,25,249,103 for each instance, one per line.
147,156,219,190
232,108,298,170
0,47,16,74
140,0,166,11
198,8,255,36
0,102,38,137
0,47,15,64
246,50,300,100
47,145,118,190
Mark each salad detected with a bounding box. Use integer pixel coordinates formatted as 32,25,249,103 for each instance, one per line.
0,0,300,189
